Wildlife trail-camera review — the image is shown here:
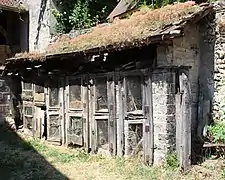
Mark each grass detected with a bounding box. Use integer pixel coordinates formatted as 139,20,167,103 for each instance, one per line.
0,127,225,180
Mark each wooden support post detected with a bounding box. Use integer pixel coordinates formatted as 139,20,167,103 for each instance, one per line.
89,78,97,153
177,71,191,171
116,75,124,156
60,77,65,146
107,74,117,155
143,69,154,165
83,77,89,152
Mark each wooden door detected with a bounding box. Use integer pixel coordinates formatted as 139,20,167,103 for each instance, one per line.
65,76,88,147
90,74,116,155
46,78,64,144
123,73,144,156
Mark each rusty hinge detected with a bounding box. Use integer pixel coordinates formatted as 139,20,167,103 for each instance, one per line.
145,125,150,132
92,130,95,135
109,143,113,153
109,120,113,127
145,155,150,165
83,103,86,108
144,105,149,114
83,118,86,124
109,104,114,111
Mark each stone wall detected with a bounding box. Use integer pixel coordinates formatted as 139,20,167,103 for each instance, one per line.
157,24,200,133
152,69,176,163
27,0,51,52
213,1,225,121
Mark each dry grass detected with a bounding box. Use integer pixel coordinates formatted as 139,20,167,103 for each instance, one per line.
1,128,225,180
13,1,206,61
47,1,198,54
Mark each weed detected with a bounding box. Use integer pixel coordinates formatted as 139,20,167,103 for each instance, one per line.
165,152,179,169
208,123,225,143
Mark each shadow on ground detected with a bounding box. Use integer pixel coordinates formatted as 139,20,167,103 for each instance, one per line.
0,125,68,180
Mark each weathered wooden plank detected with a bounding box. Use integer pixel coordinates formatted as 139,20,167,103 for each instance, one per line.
64,77,69,146
175,93,181,162
124,119,129,156
180,71,191,171
107,74,116,155
90,78,97,153
143,69,154,165
116,75,125,156
83,77,89,152
60,77,65,145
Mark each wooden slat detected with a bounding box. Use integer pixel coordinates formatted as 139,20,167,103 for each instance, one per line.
180,71,191,171
116,75,124,156
143,69,154,165
107,74,117,155
83,77,89,152
90,78,97,153
175,93,181,162
60,77,65,145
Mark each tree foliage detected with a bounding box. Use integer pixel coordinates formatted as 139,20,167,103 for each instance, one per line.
52,0,210,34
52,0,116,33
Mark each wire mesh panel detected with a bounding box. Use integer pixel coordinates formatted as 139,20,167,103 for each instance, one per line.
97,120,109,150
0,93,10,104
69,79,82,109
48,115,61,139
35,85,44,93
24,106,33,130
0,80,10,92
0,105,10,117
23,82,32,90
24,107,33,116
49,80,59,107
67,116,83,145
24,116,33,129
95,78,108,111
126,76,142,112
126,122,143,156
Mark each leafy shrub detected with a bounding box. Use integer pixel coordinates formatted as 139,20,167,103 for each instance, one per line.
208,123,225,143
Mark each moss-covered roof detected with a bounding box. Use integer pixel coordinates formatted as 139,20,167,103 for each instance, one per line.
10,1,213,63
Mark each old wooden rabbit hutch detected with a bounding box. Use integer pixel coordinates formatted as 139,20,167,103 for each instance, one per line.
4,2,215,168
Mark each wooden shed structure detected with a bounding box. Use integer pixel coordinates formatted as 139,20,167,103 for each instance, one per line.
4,2,215,169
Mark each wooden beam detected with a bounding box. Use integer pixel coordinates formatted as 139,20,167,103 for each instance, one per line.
143,69,154,165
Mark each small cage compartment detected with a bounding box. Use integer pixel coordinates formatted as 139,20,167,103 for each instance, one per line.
0,93,10,104
24,106,33,116
126,76,142,112
67,116,83,145
0,80,9,92
125,122,143,156
49,88,59,107
97,120,109,150
34,85,45,102
0,105,10,117
22,91,33,101
49,115,61,139
24,116,33,130
35,85,44,93
95,78,108,111
23,82,32,90
69,79,82,109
